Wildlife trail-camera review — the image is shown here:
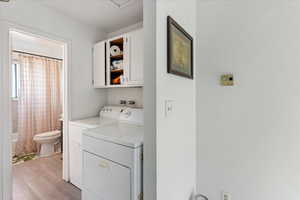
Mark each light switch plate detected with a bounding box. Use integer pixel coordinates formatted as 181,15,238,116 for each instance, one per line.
165,100,174,118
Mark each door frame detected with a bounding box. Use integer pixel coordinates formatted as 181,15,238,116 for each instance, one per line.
0,20,71,200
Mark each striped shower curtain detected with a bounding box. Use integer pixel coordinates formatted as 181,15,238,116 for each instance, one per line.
16,53,62,155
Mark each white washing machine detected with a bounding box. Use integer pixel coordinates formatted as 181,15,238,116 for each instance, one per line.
68,106,126,188
82,107,144,200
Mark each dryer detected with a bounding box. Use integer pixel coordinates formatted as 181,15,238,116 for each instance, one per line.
82,107,144,200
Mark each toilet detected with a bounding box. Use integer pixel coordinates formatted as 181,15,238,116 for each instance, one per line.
33,130,61,157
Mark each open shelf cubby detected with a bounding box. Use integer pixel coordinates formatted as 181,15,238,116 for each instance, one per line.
109,37,124,85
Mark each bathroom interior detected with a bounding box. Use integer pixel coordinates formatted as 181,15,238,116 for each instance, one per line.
9,30,73,199
11,31,64,163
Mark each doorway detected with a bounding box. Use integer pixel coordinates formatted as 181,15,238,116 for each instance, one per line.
6,29,76,200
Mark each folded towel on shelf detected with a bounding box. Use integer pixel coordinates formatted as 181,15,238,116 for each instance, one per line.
112,76,121,84
112,60,123,69
110,45,122,56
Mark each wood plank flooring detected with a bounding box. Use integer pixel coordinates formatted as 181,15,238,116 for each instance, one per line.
13,154,81,200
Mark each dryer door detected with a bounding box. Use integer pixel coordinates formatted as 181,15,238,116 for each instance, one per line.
82,151,131,200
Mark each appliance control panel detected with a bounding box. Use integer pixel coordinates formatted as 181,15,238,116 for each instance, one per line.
99,106,144,125
120,108,144,125
99,106,124,119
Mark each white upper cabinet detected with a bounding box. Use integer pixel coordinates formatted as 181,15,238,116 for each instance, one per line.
93,28,143,88
93,41,106,88
126,29,144,85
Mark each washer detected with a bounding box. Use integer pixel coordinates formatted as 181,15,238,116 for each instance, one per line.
68,106,125,188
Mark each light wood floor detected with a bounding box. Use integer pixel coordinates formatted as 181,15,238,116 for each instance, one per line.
13,154,81,200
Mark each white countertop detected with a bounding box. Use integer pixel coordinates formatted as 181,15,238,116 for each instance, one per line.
83,122,144,148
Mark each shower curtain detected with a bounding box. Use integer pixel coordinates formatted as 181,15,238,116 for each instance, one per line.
16,53,62,155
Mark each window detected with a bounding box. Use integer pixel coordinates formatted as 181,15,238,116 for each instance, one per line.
11,63,19,99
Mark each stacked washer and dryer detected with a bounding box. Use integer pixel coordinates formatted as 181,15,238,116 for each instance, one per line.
68,106,144,200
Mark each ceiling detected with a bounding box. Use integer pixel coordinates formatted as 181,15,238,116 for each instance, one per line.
37,0,143,33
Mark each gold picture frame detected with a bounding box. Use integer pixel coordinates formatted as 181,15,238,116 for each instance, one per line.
167,16,193,79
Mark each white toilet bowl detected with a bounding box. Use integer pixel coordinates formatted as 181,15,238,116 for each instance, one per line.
33,130,61,157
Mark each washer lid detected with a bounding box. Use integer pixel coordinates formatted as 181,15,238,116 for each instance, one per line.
83,123,144,148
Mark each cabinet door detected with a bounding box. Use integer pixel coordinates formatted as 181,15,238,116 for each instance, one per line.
69,141,82,189
82,151,131,200
93,41,106,88
125,29,144,85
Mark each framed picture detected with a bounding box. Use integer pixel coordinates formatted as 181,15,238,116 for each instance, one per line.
167,16,193,79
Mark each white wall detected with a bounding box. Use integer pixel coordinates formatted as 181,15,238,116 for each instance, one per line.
196,1,300,200
143,0,157,199
0,0,107,120
107,88,143,107
156,0,197,200
11,31,63,59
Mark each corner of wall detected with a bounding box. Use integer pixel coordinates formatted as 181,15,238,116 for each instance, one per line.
143,0,157,199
